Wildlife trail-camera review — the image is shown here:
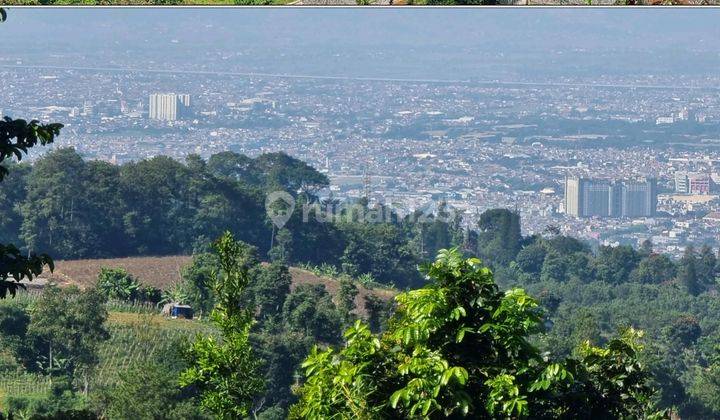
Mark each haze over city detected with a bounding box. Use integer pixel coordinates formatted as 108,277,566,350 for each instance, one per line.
3,9,720,257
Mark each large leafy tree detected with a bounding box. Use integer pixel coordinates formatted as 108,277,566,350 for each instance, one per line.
181,252,220,315
180,232,265,418
678,246,701,296
119,154,268,256
476,209,522,267
19,148,100,258
629,253,677,284
696,244,717,286
119,156,196,254
594,245,641,285
282,284,344,345
0,117,62,297
254,152,329,197
0,162,30,245
253,261,292,321
338,221,421,288
515,241,547,276
21,286,109,393
293,249,663,419
207,151,262,185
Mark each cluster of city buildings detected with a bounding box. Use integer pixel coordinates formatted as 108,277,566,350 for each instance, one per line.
4,63,720,258
655,108,706,125
564,176,657,218
674,171,715,195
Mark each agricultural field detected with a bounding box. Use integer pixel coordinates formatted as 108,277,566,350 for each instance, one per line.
47,255,396,316
0,294,214,410
0,372,51,412
48,256,193,290
0,255,397,412
93,311,215,388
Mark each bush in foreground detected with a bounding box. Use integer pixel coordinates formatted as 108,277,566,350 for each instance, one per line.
292,248,665,419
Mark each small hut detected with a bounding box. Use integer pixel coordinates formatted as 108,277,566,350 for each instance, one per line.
171,304,193,319
161,303,194,319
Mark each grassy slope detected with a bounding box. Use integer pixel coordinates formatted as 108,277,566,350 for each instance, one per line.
48,255,396,316
48,256,194,289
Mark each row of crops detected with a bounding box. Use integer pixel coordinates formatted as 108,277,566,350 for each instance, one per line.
93,313,214,387
0,291,215,405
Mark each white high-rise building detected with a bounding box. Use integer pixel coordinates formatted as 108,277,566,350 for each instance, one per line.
149,93,191,121
675,171,690,193
177,94,190,108
82,101,93,116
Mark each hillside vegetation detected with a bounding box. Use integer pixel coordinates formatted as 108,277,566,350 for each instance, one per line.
46,255,395,316
1,118,719,418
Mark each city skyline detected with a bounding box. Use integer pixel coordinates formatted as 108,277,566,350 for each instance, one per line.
3,9,720,258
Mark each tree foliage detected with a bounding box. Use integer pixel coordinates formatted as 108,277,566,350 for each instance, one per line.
293,249,663,419
100,361,206,419
476,209,522,267
180,232,265,418
0,118,61,297
1,147,475,289
96,267,140,301
20,286,109,388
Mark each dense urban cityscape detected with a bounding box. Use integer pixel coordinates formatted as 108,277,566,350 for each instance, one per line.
3,59,720,258
0,57,720,255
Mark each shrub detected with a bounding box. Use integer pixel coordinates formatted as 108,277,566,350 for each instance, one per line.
96,268,140,301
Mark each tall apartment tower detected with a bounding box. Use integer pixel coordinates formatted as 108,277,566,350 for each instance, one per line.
565,176,610,218
608,182,623,217
675,171,690,193
148,93,191,121
177,94,190,108
582,179,611,217
621,179,657,218
565,176,582,217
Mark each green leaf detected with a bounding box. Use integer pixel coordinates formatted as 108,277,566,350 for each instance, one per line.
390,390,404,408
422,399,433,415
440,369,453,386
453,367,469,384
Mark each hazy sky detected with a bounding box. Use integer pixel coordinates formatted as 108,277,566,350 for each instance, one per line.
2,9,719,80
